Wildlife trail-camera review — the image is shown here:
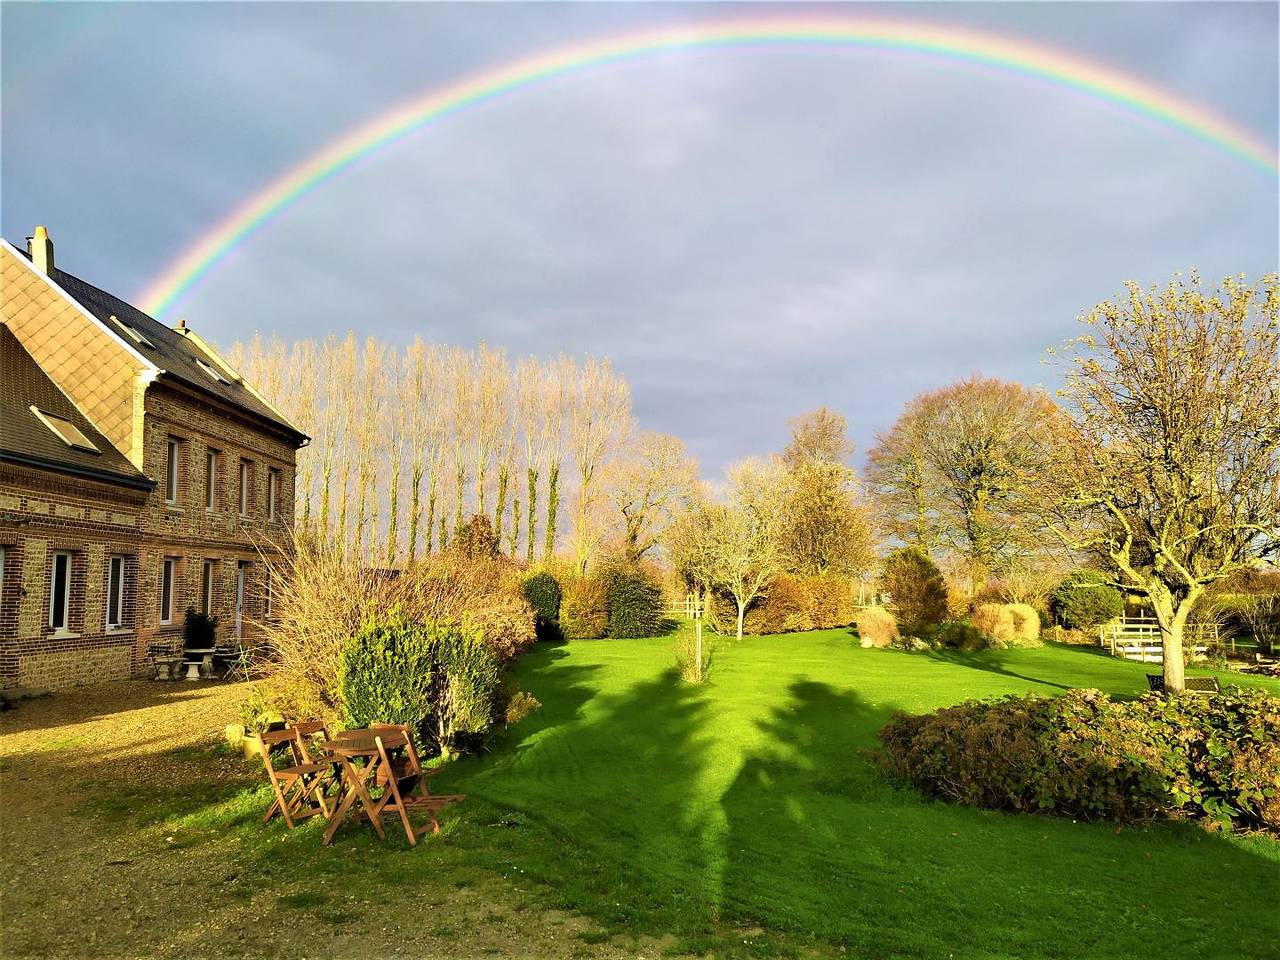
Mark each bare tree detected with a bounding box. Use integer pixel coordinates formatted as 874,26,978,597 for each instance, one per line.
699,459,788,642
567,356,632,573
603,426,700,563
516,358,548,563
543,355,572,562
446,347,476,534
1049,272,1280,691
868,376,1063,592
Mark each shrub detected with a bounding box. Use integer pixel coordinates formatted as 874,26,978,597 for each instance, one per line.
1050,570,1124,629
522,571,562,640
1007,603,1042,645
451,513,499,559
931,621,989,651
744,574,816,634
255,537,532,729
607,568,665,638
338,610,502,755
879,687,1280,833
804,575,856,629
854,606,899,648
971,603,1042,648
183,607,218,650
503,689,542,726
970,603,1015,643
338,610,438,732
880,549,949,635
561,575,608,639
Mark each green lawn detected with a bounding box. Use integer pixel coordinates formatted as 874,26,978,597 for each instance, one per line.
437,631,1280,959
9,633,1275,958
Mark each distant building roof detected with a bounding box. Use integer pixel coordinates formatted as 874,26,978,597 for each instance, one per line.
0,324,152,489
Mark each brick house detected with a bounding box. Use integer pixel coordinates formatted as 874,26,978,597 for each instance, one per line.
1,227,308,689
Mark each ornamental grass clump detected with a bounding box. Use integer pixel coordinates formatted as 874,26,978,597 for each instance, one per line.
878,686,1280,833
854,606,899,648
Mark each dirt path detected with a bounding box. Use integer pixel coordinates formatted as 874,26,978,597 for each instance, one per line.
0,681,671,959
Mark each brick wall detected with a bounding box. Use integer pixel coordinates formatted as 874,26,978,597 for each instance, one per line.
0,463,146,688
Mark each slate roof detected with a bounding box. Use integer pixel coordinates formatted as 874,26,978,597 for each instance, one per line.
14,247,306,444
0,324,152,489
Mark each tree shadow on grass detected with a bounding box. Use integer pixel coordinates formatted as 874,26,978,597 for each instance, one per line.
717,678,1280,960
923,648,1076,692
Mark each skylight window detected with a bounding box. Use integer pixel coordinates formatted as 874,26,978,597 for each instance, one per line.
30,406,99,454
108,314,155,349
195,358,231,385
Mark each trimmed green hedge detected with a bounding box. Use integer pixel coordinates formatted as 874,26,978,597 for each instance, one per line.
523,571,562,640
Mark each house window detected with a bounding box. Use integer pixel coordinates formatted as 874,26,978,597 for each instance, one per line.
205,449,218,511
165,438,180,503
267,468,280,522
49,551,71,631
108,314,155,349
106,555,125,629
31,406,99,453
161,557,176,624
201,560,216,615
239,461,250,516
196,358,230,385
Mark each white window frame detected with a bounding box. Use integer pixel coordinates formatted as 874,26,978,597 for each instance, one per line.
31,406,100,453
49,551,71,631
201,560,215,615
165,438,179,504
160,557,176,624
239,461,250,517
267,468,279,522
106,555,125,630
205,449,218,511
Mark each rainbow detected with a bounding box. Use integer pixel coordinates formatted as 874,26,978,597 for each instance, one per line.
139,16,1279,318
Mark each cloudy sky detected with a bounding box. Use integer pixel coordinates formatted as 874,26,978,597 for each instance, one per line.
3,2,1277,473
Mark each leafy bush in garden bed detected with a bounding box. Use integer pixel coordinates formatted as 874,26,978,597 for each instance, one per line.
744,574,816,635
606,568,665,638
878,686,1280,833
1050,570,1124,629
522,571,562,640
561,575,608,639
339,609,503,755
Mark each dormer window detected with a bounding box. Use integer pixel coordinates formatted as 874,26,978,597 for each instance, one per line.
195,358,230,385
109,315,155,349
30,406,99,453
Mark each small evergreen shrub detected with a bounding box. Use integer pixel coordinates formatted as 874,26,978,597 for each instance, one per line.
878,687,1280,833
855,606,899,648
879,549,949,635
607,569,665,638
1007,603,1042,645
1050,570,1124,629
338,610,437,732
523,571,562,640
452,514,500,559
561,575,608,639
338,610,503,755
804,575,856,629
744,574,816,634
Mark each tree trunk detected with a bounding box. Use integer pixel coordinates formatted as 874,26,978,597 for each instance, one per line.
695,616,703,683
526,467,538,564
494,463,509,545
1151,587,1198,693
545,462,560,561
736,600,745,643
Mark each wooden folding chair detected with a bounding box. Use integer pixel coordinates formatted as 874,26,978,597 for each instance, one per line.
288,720,332,764
370,728,464,846
258,728,335,829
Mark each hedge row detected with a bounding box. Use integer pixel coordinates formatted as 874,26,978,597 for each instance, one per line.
742,573,857,635
878,686,1280,833
529,567,667,640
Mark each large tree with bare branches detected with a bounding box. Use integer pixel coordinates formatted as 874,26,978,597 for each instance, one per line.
603,427,700,563
1048,272,1280,691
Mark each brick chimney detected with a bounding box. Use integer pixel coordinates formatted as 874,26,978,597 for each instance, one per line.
27,226,54,275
